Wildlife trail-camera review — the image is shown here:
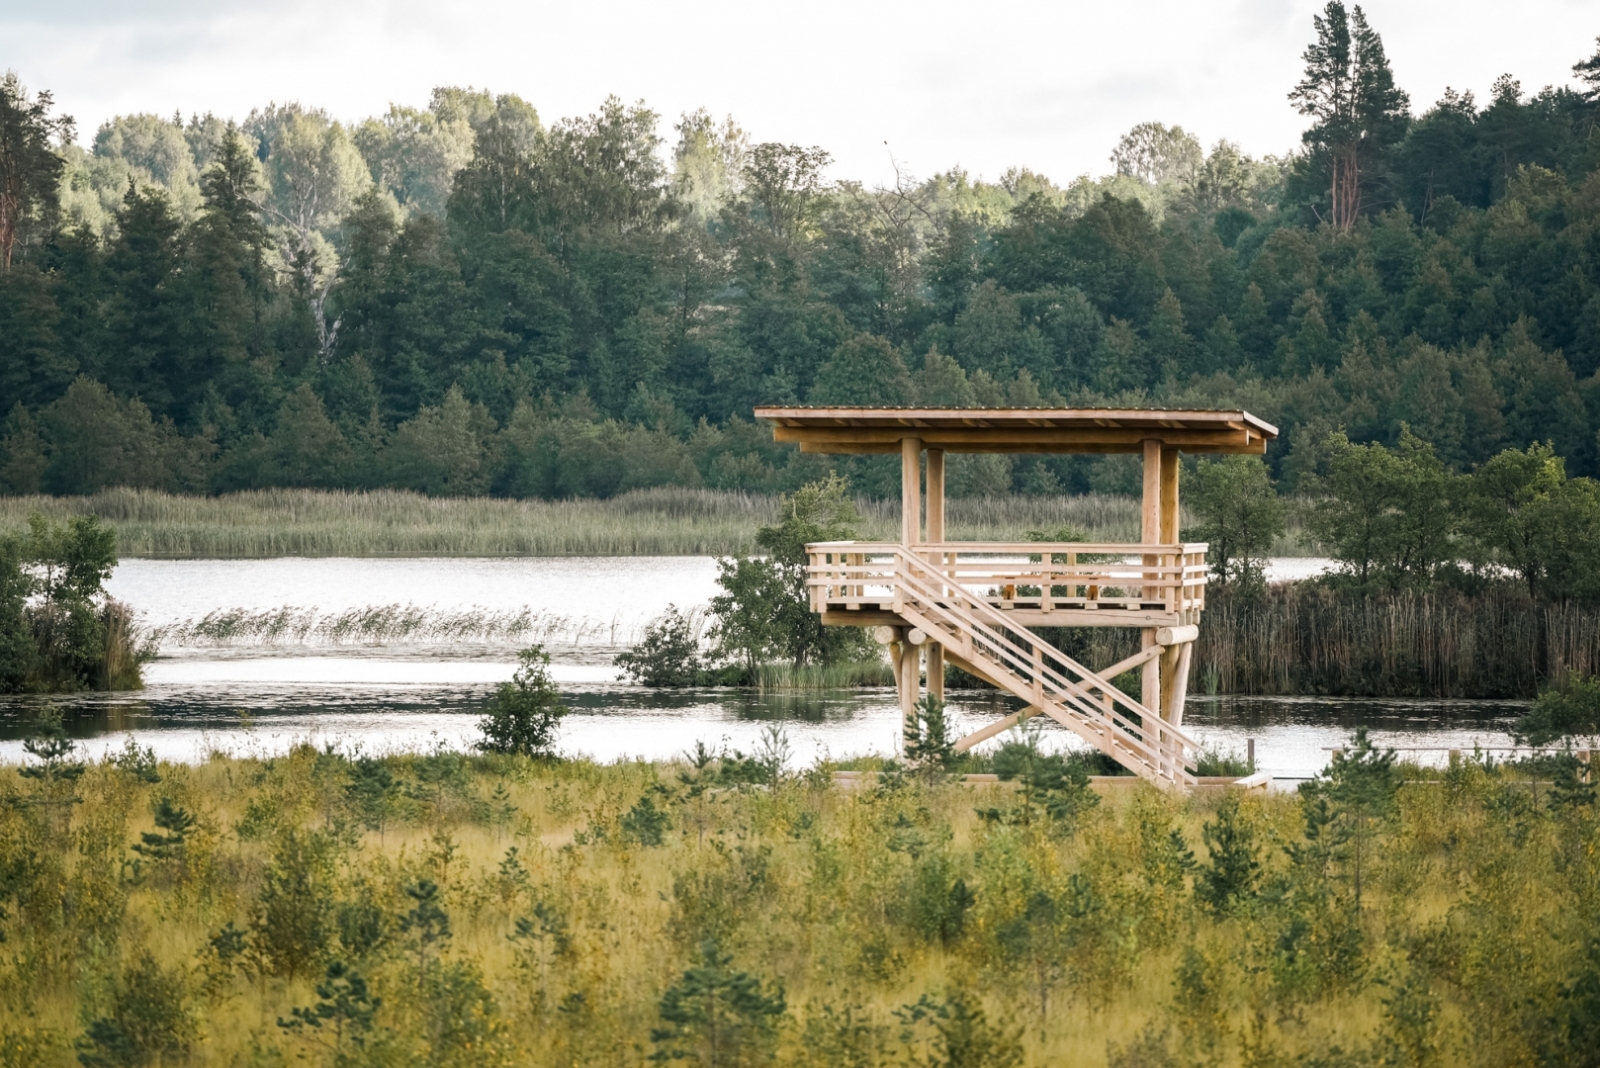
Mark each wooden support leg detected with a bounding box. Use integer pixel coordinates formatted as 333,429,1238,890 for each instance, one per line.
900,640,921,750
1169,641,1193,729
1159,645,1182,721
928,644,944,704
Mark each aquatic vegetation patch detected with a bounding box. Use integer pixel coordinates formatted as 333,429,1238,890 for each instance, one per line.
148,603,608,647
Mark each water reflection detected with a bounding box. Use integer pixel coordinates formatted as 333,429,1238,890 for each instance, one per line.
0,682,1525,780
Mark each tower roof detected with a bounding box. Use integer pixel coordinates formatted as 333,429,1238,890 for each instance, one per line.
753,407,1277,454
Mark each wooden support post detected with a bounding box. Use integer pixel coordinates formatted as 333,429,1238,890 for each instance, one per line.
1140,439,1162,710
901,437,923,546
1141,439,1163,544
900,639,921,750
1160,446,1180,609
1159,448,1179,541
1168,641,1193,728
925,448,945,703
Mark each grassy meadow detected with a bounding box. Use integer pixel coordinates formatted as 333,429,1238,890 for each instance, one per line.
0,487,1315,558
2,739,1597,1067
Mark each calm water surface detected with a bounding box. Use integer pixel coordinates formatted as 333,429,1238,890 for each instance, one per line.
0,556,1525,778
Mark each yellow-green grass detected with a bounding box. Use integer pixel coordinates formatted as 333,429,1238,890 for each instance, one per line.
0,486,1316,558
0,744,1588,1066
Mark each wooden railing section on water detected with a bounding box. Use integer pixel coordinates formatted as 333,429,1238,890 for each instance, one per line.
809,544,1204,789
807,542,1210,626
752,406,1281,791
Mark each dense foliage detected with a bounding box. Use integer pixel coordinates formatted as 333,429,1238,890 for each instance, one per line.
0,512,143,692
9,12,1600,500
474,645,568,757
2,734,1600,1065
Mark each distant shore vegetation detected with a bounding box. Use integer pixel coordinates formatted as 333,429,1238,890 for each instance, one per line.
0,486,1212,558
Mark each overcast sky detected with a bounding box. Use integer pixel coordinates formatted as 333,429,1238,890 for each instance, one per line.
4,0,1598,186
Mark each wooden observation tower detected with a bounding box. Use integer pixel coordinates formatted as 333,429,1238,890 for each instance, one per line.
754,406,1278,790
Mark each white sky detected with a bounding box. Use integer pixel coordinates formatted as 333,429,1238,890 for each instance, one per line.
4,0,1599,187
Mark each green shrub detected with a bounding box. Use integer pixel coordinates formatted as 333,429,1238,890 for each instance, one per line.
650,939,786,1067
616,605,705,687
1194,792,1262,914
1517,673,1600,747
621,793,673,847
476,645,568,757
75,952,196,1067
0,513,146,694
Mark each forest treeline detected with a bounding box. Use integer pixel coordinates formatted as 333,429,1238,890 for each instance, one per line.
8,5,1600,499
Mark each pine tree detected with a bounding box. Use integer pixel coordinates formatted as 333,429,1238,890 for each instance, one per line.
1289,2,1410,229
650,939,786,1068
1195,792,1262,913
0,73,71,271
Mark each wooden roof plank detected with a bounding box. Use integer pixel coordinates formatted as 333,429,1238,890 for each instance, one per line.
759,406,1276,455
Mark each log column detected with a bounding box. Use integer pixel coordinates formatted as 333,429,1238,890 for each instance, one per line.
1140,439,1162,711
901,437,923,545
926,449,945,704
1158,448,1184,723
899,437,924,746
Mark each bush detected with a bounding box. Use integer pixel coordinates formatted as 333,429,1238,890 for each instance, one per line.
0,513,146,693
476,645,568,758
615,605,704,686
1516,674,1600,747
650,939,786,1067
75,952,196,1067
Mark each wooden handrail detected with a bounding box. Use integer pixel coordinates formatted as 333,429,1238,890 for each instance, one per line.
885,546,1198,787
808,540,1208,554
805,541,1210,616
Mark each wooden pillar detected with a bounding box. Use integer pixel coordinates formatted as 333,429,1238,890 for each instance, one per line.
925,449,945,703
1158,446,1183,721
899,637,921,750
901,437,923,545
1159,448,1179,542
1140,440,1162,710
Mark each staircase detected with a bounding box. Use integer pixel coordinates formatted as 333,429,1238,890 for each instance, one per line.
876,546,1200,789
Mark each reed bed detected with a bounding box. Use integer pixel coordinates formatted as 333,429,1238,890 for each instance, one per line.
750,660,896,691
1196,584,1600,698
148,604,610,647
0,487,1323,558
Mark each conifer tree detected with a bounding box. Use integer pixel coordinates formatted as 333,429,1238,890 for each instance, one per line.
1289,2,1410,229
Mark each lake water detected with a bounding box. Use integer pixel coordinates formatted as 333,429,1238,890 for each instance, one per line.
0,556,1529,779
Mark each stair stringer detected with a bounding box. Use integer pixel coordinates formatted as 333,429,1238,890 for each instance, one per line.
889,548,1198,789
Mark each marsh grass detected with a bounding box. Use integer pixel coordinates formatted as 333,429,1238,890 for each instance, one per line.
750,660,895,691
0,744,1592,1067
0,487,1324,559
1197,583,1600,698
150,604,601,647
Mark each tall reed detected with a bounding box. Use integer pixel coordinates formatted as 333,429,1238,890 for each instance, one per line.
0,487,1320,558
750,660,895,691
1196,584,1600,698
